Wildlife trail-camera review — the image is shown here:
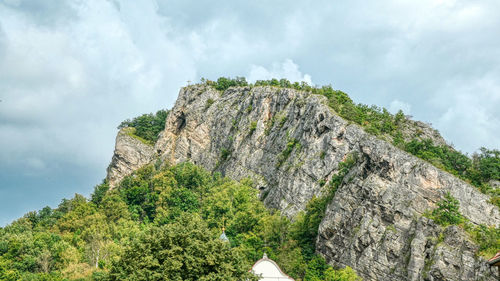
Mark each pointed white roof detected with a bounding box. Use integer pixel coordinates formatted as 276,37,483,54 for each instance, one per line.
250,253,294,280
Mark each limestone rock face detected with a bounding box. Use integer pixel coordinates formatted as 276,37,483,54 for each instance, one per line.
316,139,499,279
402,119,447,146
156,85,346,215
106,128,155,187
109,85,499,280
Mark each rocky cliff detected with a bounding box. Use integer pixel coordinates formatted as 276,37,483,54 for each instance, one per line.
107,85,499,280
106,127,155,187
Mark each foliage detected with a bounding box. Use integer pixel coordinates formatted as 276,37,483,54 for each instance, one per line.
279,116,288,127
429,192,464,226
250,121,257,134
0,162,361,280
428,193,499,258
118,110,169,144
109,213,257,281
220,148,231,161
206,77,248,91
205,98,215,109
324,266,362,281
91,182,110,206
468,224,500,258
472,148,500,183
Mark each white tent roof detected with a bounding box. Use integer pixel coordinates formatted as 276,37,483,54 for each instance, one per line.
250,253,294,281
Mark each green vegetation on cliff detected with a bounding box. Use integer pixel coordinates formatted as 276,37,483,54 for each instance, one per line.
0,162,360,281
118,110,169,144
427,193,499,258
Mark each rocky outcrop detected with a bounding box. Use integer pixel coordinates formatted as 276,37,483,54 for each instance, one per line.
402,120,447,147
319,214,496,281
106,128,155,187
316,138,498,280
108,85,499,280
155,85,341,216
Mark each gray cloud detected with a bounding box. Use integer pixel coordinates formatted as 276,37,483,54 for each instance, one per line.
2,0,77,27
0,0,499,225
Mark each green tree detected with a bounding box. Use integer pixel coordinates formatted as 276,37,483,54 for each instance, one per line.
118,110,169,143
109,213,257,281
473,148,500,183
91,182,110,206
324,266,362,281
212,77,248,91
431,192,464,226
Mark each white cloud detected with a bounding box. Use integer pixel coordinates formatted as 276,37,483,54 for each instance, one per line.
248,59,313,85
389,99,412,115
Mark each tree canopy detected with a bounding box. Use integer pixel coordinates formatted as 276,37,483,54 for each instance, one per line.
118,110,169,144
0,162,361,280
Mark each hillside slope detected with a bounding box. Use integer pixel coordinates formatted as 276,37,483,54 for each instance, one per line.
107,84,499,280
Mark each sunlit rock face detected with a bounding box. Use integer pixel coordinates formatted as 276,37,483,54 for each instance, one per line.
108,85,499,280
106,128,155,188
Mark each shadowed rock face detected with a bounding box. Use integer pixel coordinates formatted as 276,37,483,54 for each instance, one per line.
108,85,499,280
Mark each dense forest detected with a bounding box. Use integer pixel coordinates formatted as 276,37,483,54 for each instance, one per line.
0,162,361,280
1,77,498,280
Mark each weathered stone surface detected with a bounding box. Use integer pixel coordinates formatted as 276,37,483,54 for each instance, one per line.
316,135,499,280
108,85,499,280
106,128,155,187
156,85,335,215
402,119,447,146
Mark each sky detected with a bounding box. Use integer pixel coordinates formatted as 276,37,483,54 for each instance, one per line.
1,0,499,226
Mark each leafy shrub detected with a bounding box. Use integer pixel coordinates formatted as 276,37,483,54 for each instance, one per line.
118,110,169,144
249,121,257,134
109,213,257,281
220,148,231,161
427,193,499,258
320,151,326,160
324,266,362,281
430,192,464,226
279,116,288,127
205,98,214,109
207,77,248,91
468,224,500,258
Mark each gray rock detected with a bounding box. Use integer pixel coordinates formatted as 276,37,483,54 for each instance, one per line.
489,180,500,189
107,85,499,280
106,128,155,187
402,120,448,146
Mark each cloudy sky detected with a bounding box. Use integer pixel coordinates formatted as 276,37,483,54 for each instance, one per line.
1,0,499,226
